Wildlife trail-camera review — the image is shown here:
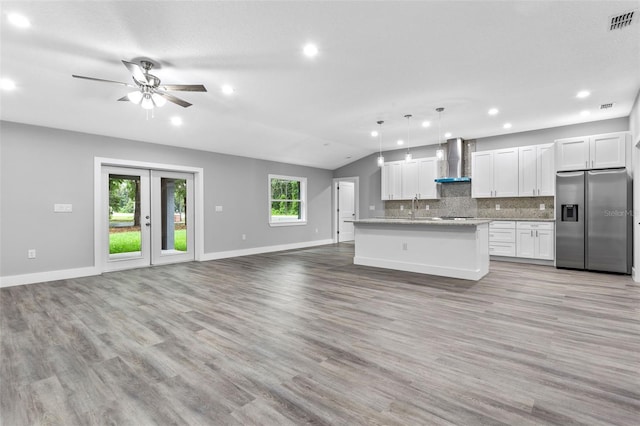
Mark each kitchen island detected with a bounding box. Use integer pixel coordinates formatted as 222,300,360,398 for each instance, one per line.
351,218,492,280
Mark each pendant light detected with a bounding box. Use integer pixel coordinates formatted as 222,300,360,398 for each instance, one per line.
435,107,445,160
376,120,385,167
404,114,412,162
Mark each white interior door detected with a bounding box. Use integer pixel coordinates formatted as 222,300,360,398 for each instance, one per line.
338,181,355,241
103,167,195,271
151,170,195,265
103,166,151,271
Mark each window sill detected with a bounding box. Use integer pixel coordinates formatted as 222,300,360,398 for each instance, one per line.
269,221,307,227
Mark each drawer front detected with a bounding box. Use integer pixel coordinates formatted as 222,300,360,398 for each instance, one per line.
489,229,516,243
490,221,516,229
516,221,554,230
490,242,516,257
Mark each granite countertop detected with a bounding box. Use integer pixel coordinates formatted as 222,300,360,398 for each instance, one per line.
351,218,493,226
483,217,555,222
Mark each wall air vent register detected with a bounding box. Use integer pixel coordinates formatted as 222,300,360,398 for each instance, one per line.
609,10,636,30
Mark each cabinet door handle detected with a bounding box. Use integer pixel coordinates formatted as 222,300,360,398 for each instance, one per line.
533,189,535,196
591,160,594,168
531,230,533,237
536,230,539,237
586,160,588,168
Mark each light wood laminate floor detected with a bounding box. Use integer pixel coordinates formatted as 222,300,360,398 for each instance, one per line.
1,243,639,425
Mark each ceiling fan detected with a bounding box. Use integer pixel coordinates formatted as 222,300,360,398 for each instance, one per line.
72,60,207,109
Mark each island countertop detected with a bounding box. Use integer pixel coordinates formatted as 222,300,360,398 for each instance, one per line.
351,218,493,226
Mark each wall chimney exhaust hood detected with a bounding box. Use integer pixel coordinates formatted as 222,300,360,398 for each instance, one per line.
434,138,471,183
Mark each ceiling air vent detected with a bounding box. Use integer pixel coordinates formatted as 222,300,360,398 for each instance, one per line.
609,10,636,30
600,103,615,110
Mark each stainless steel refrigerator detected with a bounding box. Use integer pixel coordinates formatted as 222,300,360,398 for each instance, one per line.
556,168,632,274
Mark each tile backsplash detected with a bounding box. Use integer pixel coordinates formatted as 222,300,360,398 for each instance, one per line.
384,182,554,219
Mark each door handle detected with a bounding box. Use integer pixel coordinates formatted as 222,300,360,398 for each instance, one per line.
536,230,538,237
145,222,151,227
530,230,533,237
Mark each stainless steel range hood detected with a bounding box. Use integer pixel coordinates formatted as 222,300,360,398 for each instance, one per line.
434,138,471,183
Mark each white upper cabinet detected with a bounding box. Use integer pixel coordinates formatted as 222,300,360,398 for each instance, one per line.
401,160,419,199
555,136,589,171
518,143,555,196
471,151,494,198
471,148,518,198
556,132,627,171
493,148,519,197
417,157,439,199
381,158,440,201
590,133,627,169
381,161,402,200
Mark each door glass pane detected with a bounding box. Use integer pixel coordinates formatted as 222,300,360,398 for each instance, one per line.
161,178,187,253
109,174,142,258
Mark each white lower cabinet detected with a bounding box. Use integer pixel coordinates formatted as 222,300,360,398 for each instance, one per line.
516,222,554,260
489,221,516,257
490,221,554,261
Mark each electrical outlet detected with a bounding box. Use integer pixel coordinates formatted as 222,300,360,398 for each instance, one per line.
28,249,36,259
54,203,72,213
241,234,246,240
425,204,429,210
215,206,223,212
400,205,404,211
402,243,408,251
539,203,545,210
369,205,375,211
315,228,318,233
495,204,501,211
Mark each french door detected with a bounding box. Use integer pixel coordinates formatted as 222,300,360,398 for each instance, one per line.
102,166,194,272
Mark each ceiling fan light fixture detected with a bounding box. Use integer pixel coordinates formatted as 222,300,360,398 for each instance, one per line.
141,93,154,110
151,93,167,107
127,91,143,104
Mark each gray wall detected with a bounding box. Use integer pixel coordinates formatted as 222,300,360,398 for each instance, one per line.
333,117,630,220
475,117,629,151
0,121,333,277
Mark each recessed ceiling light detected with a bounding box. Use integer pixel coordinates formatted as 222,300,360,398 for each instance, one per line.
0,78,16,91
580,110,590,117
221,84,234,95
576,90,590,99
397,139,404,146
371,130,378,137
303,43,319,58
7,13,30,28
422,121,431,128
503,123,512,129
170,116,183,126
444,132,452,138
488,108,499,115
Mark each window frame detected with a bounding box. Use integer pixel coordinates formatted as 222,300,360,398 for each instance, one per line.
268,174,307,227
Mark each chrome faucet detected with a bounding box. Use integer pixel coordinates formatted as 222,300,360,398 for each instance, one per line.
411,196,419,219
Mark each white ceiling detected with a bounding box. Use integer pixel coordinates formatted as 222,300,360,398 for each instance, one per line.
1,1,639,170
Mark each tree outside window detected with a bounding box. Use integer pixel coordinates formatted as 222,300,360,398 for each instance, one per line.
269,175,307,226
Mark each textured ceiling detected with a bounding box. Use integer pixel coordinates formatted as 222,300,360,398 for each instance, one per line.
1,1,639,169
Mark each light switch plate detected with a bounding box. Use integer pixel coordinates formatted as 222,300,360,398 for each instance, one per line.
215,206,223,212
400,205,404,211
425,205,429,210
540,203,545,210
369,205,375,211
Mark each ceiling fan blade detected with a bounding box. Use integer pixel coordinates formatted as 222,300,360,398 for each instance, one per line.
160,84,207,92
72,75,135,87
157,92,192,108
121,60,149,84
117,96,129,102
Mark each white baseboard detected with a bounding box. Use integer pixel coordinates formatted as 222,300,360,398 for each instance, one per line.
633,267,639,283
0,239,335,288
0,266,101,288
201,239,334,261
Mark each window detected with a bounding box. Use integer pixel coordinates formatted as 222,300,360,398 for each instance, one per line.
269,174,307,226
